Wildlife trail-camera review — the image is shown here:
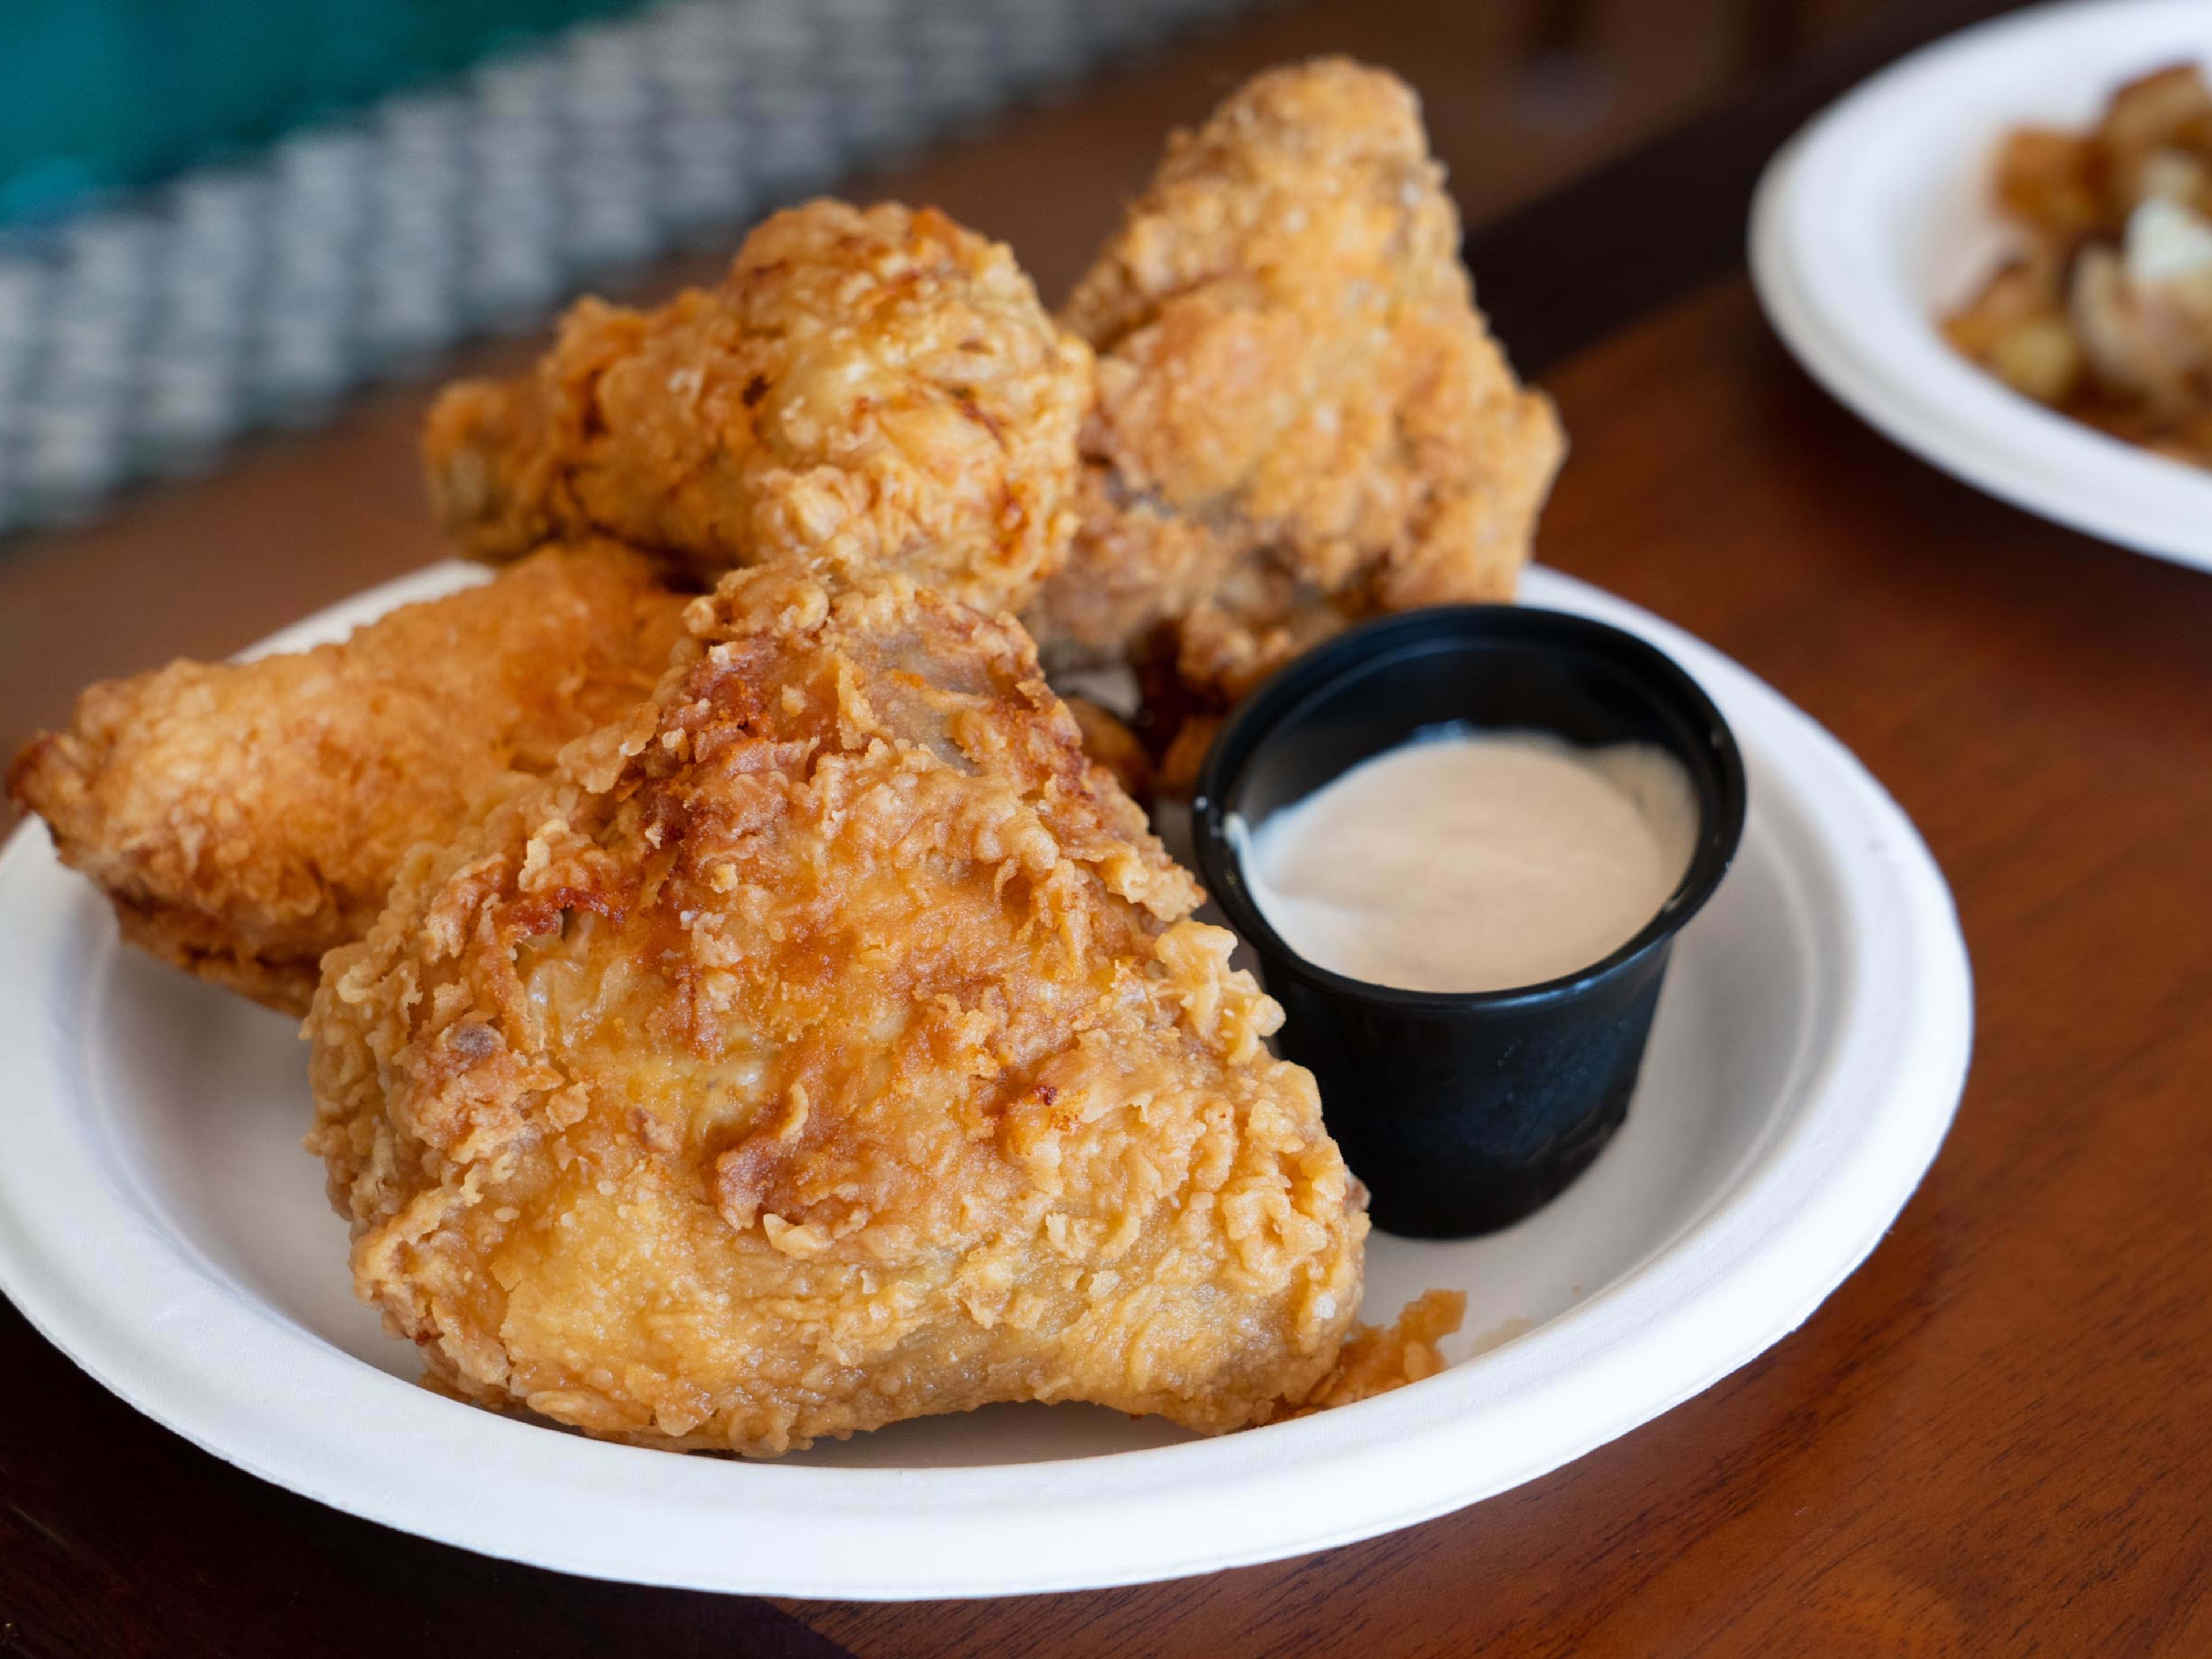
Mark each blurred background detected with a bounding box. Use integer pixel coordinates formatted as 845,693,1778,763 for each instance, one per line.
0,0,1896,534
0,0,1898,804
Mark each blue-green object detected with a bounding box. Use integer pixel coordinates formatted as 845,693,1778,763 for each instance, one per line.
0,1,644,225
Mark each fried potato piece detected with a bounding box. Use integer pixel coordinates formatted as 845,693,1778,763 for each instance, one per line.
308,567,1368,1455
1941,249,2084,405
1987,67,2212,249
1025,58,1565,722
1945,62,2212,466
1992,127,2112,244
425,201,1093,612
9,544,687,1014
2097,63,2212,210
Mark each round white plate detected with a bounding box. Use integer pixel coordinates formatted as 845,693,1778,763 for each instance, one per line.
0,562,1971,1600
1751,0,2212,573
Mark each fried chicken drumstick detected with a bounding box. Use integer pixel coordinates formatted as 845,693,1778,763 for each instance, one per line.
425,201,1093,612
9,544,687,1014
1026,59,1566,779
308,567,1368,1453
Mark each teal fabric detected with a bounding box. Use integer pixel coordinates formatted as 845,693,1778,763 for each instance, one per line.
0,0,641,224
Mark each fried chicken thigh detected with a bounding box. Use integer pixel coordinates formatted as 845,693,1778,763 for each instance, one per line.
425,201,1093,612
308,567,1368,1454
9,544,687,1014
1027,59,1566,772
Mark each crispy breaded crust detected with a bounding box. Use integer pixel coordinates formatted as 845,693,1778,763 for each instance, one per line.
1268,1287,1466,1420
425,201,1093,611
1028,58,1566,719
308,567,1366,1454
8,544,687,1013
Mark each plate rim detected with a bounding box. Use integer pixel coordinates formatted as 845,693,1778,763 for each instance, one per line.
1749,0,2212,574
0,564,1973,1599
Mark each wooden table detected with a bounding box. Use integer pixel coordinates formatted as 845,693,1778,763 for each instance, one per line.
8,2,2211,1654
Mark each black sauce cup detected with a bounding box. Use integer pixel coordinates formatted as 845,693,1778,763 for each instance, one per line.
1191,605,1747,1239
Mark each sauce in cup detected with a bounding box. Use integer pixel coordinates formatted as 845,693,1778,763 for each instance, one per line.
1229,728,1698,995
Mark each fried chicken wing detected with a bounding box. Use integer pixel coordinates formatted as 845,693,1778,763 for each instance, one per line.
307,567,1368,1454
9,544,687,1014
1026,59,1566,765
425,201,1093,612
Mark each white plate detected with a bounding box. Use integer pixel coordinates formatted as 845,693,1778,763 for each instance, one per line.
1751,0,2212,573
0,563,1971,1600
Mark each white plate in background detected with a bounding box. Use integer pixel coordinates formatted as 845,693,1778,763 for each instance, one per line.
1751,0,2212,573
0,562,1971,1599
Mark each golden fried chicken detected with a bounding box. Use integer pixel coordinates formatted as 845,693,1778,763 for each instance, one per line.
425,201,1093,612
1271,1287,1465,1419
1026,59,1566,767
9,544,687,1014
308,567,1368,1454
1062,695,1153,802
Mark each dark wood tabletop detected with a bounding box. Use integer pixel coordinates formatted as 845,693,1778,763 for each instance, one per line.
8,2,2212,1654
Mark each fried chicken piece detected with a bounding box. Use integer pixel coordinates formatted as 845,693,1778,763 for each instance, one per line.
9,544,687,1014
1062,695,1153,802
425,201,1093,612
1026,59,1565,734
308,567,1368,1455
1271,1288,1465,1419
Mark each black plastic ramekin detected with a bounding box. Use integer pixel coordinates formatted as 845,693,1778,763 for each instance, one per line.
1191,605,1747,1239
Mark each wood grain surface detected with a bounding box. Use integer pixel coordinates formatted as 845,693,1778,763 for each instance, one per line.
10,2,2212,1655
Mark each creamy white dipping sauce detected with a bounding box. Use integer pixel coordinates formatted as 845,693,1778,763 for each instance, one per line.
1229,728,1700,993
